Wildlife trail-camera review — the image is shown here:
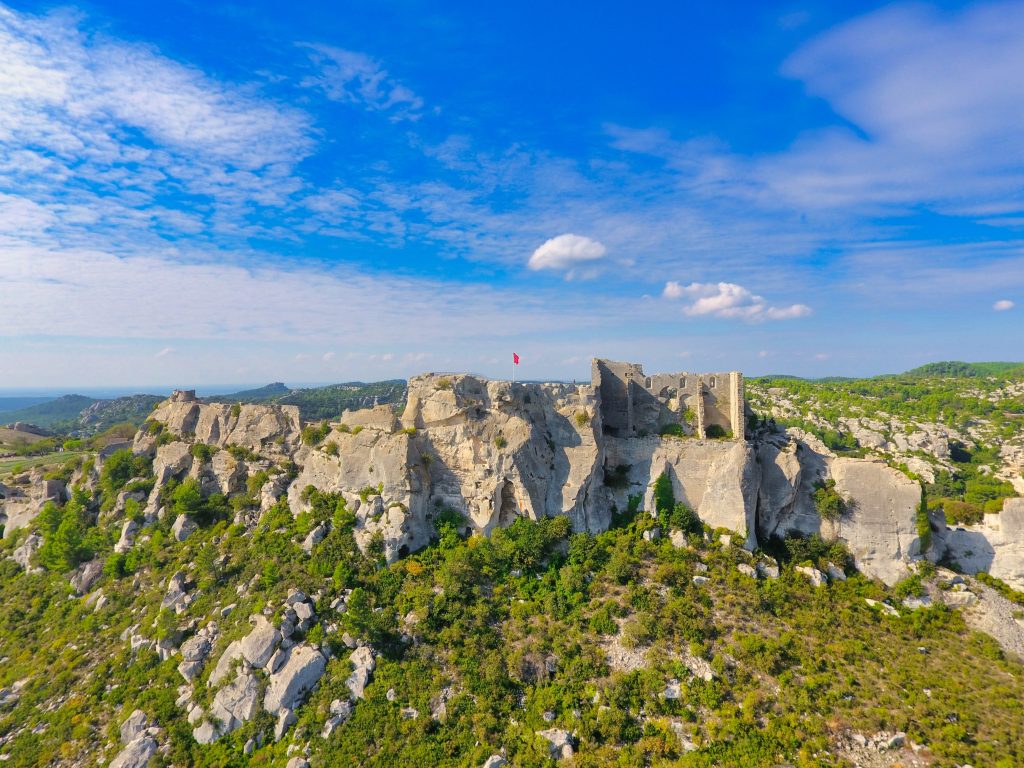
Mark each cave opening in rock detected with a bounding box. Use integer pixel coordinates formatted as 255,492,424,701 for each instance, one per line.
498,480,519,528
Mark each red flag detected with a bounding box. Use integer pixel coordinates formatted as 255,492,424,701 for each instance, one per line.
513,353,520,365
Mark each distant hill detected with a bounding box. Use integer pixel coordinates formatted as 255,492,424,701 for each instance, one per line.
0,395,98,428
206,380,407,421
0,396,56,414
902,361,1024,378
1,393,162,434
207,382,290,402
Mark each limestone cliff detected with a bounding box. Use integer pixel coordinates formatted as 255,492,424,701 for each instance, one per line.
29,365,1019,588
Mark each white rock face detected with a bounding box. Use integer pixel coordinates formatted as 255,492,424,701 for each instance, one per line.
263,644,327,716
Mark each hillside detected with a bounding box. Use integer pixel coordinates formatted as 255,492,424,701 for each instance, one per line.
0,363,1022,767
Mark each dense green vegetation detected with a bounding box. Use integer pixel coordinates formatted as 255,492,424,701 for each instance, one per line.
0,395,162,435
903,361,1024,379
1,465,1023,767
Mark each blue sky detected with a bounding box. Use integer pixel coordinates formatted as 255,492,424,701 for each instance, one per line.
1,0,1022,388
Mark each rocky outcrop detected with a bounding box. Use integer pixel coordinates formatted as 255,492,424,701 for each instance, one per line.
936,498,1024,589
130,364,1024,588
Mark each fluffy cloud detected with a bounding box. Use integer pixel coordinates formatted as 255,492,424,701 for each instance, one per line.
528,234,607,274
663,281,811,321
994,299,1015,311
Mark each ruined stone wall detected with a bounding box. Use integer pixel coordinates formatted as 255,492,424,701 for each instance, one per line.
592,359,744,440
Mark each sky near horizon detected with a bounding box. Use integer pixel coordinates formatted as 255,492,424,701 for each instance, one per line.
1,0,1022,388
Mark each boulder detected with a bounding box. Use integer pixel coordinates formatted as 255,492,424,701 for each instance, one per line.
263,644,327,716
70,559,103,595
109,733,159,768
274,707,297,741
114,518,141,554
206,671,260,739
302,522,329,554
171,514,198,542
795,565,826,587
736,563,756,578
12,533,42,571
346,646,376,700
536,728,574,760
208,640,244,687
119,710,148,744
239,615,281,669
161,570,192,612
482,756,507,768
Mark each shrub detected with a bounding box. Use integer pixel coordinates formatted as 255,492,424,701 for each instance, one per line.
190,443,217,462
435,378,452,390
494,435,508,449
230,402,242,418
323,441,339,456
916,484,932,552
653,472,675,515
301,421,331,446
705,424,730,439
812,479,848,521
658,423,685,437
575,411,590,428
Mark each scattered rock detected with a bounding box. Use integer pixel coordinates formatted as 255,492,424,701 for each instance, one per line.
303,522,329,554
482,756,507,768
12,534,42,572
736,563,757,578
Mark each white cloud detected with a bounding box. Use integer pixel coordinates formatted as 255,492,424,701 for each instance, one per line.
155,346,174,358
528,234,607,274
662,281,811,321
300,44,423,120
814,353,830,361
994,299,1015,311
322,351,336,361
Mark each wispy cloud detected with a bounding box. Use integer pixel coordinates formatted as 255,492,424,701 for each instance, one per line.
300,44,423,120
994,299,1015,311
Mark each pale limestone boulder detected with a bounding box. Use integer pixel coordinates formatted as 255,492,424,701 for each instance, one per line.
207,671,260,739
796,565,826,587
109,733,158,768
263,644,326,716
152,442,193,484
208,640,244,687
536,728,574,759
239,615,281,669
346,646,375,700
119,710,148,744
11,533,42,571
171,514,198,542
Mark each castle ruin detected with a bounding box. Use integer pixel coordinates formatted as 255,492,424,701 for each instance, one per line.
592,359,745,440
